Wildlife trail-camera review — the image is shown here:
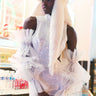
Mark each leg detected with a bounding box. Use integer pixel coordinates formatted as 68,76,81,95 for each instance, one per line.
29,80,38,96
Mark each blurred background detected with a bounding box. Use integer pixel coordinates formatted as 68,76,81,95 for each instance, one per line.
0,0,96,96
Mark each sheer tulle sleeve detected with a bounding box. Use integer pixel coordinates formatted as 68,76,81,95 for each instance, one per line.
54,49,90,95
9,29,44,81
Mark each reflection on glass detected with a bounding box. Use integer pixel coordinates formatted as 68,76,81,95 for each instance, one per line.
4,0,25,30
0,0,1,24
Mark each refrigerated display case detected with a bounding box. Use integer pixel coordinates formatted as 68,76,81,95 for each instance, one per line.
0,0,25,68
0,0,1,27
3,0,25,30
0,0,29,95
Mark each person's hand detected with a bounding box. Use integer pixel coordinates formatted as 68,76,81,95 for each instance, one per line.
38,92,50,96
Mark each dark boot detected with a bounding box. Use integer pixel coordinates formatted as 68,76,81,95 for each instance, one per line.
38,92,50,96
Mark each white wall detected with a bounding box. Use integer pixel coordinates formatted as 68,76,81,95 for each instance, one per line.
71,0,94,60
24,0,38,19
90,0,96,60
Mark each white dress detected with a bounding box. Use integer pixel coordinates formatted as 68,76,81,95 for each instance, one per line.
10,14,90,96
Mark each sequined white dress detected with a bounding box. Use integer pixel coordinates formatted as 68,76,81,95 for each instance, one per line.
10,14,90,96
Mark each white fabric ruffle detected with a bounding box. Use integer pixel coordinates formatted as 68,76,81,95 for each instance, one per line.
9,29,44,81
54,49,90,95
9,15,90,96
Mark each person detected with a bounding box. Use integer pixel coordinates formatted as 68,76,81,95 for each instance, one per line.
10,0,90,96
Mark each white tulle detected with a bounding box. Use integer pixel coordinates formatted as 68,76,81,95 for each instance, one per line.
9,29,44,81
49,0,73,75
9,15,90,96
54,49,90,95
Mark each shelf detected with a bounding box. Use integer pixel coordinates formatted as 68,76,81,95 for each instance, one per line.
0,36,9,40
0,89,29,95
0,38,18,48
0,46,17,50
0,63,12,68
0,67,15,71
0,89,93,96
0,63,16,71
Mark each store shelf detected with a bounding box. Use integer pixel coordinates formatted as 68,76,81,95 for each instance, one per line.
0,36,9,40
0,63,16,71
0,89,29,95
0,38,18,48
0,89,93,96
0,63,12,68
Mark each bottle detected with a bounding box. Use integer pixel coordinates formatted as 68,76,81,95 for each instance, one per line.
1,70,6,90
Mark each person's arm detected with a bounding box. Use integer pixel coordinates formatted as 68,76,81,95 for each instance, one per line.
67,25,77,52
23,16,37,30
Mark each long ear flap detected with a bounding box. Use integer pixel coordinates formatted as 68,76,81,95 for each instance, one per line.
49,0,73,75
32,1,45,16
64,3,73,27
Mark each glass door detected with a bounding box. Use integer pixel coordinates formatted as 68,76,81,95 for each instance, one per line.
3,0,25,30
